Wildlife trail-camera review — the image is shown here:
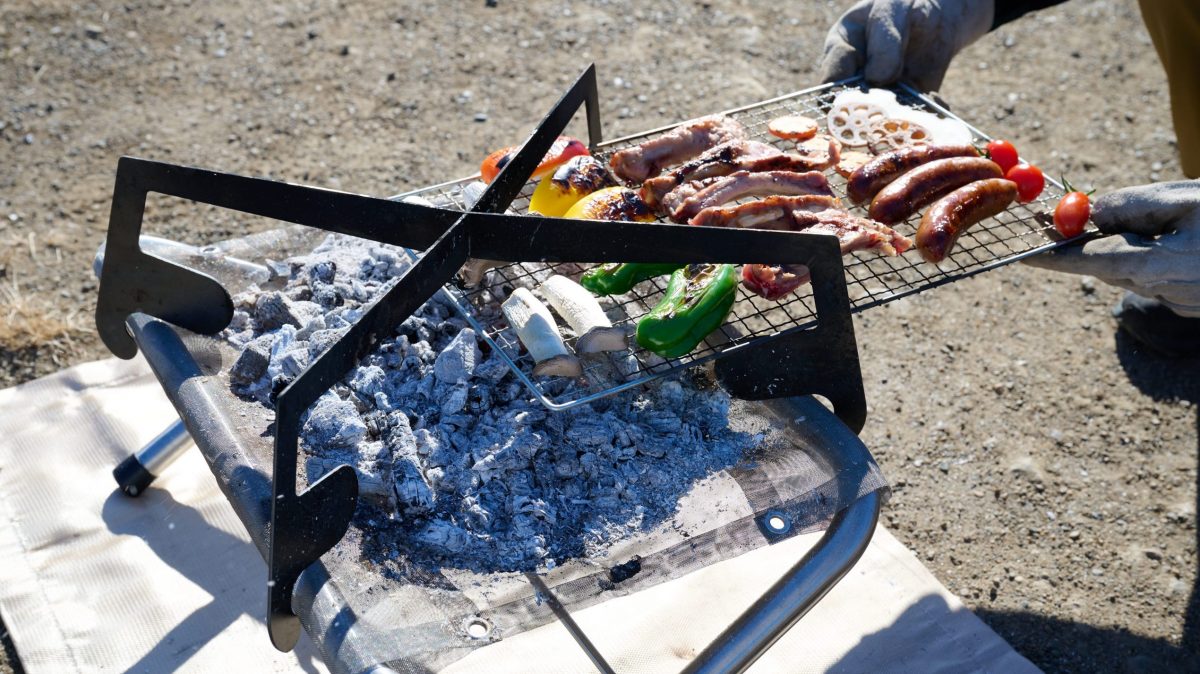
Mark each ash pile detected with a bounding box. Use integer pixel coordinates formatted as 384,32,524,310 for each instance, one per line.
224,234,757,574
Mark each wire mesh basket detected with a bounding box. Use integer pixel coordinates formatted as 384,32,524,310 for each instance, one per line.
397,80,1081,410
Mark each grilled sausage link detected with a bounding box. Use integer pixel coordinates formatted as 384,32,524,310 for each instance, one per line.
916,178,1018,263
847,144,980,204
868,157,1002,225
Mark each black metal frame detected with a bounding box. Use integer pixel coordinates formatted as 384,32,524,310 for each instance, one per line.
95,64,867,652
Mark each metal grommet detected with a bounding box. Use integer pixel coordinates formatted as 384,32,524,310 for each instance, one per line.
464,617,491,640
761,510,792,536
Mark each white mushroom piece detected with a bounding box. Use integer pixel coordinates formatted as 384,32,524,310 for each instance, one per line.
501,287,582,378
539,275,627,353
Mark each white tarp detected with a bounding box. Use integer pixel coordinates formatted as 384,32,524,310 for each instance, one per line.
0,357,1038,673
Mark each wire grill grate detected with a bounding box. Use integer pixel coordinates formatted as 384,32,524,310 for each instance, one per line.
398,81,1082,409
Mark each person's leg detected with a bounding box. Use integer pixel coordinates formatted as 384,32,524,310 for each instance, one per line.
1138,0,1200,179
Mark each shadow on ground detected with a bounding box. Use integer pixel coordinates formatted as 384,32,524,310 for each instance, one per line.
101,487,324,674
981,331,1198,673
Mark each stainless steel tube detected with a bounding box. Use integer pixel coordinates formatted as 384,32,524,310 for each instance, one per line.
112,419,192,496
682,490,882,674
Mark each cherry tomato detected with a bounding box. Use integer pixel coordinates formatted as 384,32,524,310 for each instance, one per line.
1054,191,1091,238
986,139,1020,175
1006,163,1044,203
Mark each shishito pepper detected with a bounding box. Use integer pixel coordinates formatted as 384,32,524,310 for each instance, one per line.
636,263,738,359
580,262,684,296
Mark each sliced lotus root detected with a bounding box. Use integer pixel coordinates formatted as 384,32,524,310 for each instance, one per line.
867,118,931,153
834,151,873,178
767,114,819,141
796,134,842,170
826,101,887,147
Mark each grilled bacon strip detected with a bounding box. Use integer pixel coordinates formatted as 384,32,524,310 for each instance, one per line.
641,141,832,209
661,170,833,223
609,115,747,183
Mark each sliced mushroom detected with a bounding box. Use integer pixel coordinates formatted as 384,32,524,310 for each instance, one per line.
539,275,627,353
501,287,582,378
459,258,503,288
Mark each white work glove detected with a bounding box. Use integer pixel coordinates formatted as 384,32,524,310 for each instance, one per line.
818,0,995,91
1023,181,1200,317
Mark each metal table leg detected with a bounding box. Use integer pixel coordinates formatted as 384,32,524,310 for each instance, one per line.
682,490,882,674
112,419,192,496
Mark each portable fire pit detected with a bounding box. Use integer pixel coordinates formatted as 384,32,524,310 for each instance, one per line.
95,65,1093,673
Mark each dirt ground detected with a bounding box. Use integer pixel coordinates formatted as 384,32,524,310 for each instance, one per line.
1,0,1197,672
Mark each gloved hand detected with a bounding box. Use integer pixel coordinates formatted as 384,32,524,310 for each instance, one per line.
818,0,995,91
1023,181,1200,317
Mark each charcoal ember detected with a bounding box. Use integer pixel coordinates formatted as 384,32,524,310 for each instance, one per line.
433,328,481,384
230,333,273,386
265,325,310,389
416,521,476,553
309,260,336,284
306,328,345,359
350,365,387,398
227,308,252,333
387,413,418,457
254,292,321,331
224,233,753,574
459,494,492,529
311,285,341,309
439,383,469,417
393,454,435,517
567,415,616,451
302,392,367,448
475,355,510,382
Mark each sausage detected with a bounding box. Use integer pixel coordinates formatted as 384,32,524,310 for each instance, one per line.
916,178,1018,263
847,144,980,204
868,157,1003,225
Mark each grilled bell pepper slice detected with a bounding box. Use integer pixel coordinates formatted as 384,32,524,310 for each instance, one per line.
529,155,617,216
636,263,737,359
580,262,685,296
480,136,589,184
563,186,655,222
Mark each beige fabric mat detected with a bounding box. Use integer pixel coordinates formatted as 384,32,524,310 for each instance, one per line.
0,357,1038,673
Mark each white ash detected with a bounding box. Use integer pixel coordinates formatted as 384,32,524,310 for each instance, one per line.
225,234,755,573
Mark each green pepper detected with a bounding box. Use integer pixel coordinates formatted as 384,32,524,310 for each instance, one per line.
636,264,737,359
579,262,685,296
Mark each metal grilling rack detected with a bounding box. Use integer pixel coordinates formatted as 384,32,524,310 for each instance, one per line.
96,64,880,663
410,82,1084,410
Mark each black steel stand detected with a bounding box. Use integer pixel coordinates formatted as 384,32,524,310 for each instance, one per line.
95,64,869,654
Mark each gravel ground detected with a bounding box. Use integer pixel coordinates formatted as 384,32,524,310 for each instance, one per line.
1,1,1196,672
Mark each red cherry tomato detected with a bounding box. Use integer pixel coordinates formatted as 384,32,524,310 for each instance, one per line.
1054,191,1091,238
1006,163,1044,203
986,139,1020,175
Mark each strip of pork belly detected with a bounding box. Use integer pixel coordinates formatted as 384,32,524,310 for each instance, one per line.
665,170,833,223
689,195,839,230
608,115,747,183
641,141,837,210
692,196,912,256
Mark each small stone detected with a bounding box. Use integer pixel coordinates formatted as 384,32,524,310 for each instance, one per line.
473,112,488,123
1144,549,1163,561
1080,276,1096,294
84,24,104,39
23,134,34,145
